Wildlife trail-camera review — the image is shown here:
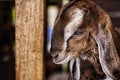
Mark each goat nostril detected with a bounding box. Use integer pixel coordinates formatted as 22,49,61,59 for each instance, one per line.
50,46,57,52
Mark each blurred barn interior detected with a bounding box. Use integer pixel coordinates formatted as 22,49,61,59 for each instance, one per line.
0,0,119,80
0,1,15,80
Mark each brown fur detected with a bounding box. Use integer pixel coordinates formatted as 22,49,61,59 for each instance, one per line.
50,0,120,80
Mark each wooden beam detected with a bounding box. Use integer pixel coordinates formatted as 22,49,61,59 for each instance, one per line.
15,0,45,80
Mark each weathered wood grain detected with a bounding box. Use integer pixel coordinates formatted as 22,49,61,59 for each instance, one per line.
15,0,45,80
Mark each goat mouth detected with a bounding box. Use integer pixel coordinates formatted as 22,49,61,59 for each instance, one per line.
53,54,70,64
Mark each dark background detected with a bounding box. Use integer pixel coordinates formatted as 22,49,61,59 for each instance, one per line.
0,0,120,80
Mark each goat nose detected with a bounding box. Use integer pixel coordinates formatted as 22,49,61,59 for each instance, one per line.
50,46,58,52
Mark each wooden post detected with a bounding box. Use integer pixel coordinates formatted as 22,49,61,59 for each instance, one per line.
15,0,45,80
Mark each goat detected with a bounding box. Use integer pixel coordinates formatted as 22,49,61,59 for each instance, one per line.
50,0,120,80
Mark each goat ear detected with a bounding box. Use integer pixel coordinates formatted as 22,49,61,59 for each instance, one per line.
92,23,120,79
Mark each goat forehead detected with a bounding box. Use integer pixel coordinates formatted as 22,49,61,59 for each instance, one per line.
51,8,84,50
64,8,84,42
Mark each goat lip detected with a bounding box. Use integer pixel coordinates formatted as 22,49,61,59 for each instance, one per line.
53,54,70,64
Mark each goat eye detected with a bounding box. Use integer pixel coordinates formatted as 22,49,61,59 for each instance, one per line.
74,31,83,35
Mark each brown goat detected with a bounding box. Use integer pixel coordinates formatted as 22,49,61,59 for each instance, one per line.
50,0,120,80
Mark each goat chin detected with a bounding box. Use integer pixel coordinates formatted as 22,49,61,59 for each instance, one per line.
53,54,71,64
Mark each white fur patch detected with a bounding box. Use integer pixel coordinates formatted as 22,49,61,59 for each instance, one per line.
70,59,75,79
70,57,81,80
63,8,84,50
64,9,84,42
104,76,113,80
53,8,84,64
75,58,80,80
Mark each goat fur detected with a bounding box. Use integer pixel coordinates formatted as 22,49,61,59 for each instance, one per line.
50,0,120,80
